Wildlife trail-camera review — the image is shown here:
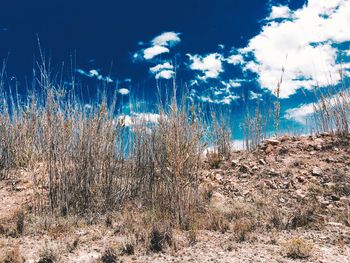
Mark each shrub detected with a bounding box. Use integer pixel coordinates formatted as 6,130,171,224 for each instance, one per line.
283,238,313,259
149,222,173,252
100,248,118,263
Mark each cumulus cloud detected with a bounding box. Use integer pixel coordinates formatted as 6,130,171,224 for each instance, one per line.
239,0,350,98
143,45,170,60
152,32,181,47
149,62,175,79
268,6,292,20
149,62,174,73
188,53,224,81
118,88,130,95
155,70,175,79
134,31,182,61
226,54,244,65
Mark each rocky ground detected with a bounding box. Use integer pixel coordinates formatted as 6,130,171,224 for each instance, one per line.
1,134,350,262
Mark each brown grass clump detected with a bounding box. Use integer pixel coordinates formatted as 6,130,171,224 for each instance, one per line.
15,211,24,236
206,151,222,169
100,247,119,263
0,243,24,263
0,59,206,229
149,222,173,252
37,243,59,263
232,219,255,242
283,238,313,259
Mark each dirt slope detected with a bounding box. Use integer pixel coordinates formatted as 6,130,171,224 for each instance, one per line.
0,134,350,262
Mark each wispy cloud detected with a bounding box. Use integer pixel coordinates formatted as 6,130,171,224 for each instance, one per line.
143,45,170,60
285,103,314,124
149,62,175,79
76,69,114,83
149,62,174,73
135,31,181,61
151,32,181,47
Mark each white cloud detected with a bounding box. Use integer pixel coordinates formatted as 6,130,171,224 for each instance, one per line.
155,70,175,79
76,69,114,83
118,88,130,95
135,32,181,62
143,45,170,60
221,80,241,89
149,62,174,73
249,91,263,100
89,69,99,76
149,62,175,79
117,113,161,127
188,53,224,81
285,103,314,124
240,0,350,98
268,6,292,20
152,32,181,47
285,89,350,124
346,50,350,56
226,54,244,65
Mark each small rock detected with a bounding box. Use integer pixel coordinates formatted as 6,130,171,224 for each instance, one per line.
231,159,239,167
239,164,250,173
327,222,343,227
215,174,223,181
265,180,277,189
281,135,290,142
265,138,281,146
259,159,266,165
312,167,323,176
240,173,248,178
296,189,306,199
314,138,324,144
268,168,280,176
331,195,340,202
242,190,250,196
265,144,274,154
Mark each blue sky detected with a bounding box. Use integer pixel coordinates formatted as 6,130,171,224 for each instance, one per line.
1,0,350,138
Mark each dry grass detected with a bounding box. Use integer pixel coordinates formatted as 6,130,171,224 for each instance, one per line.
0,60,206,229
0,243,24,263
283,237,313,259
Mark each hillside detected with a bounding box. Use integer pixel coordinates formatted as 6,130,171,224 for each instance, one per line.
1,133,349,262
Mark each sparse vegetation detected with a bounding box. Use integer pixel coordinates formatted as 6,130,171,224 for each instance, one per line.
1,56,350,262
283,238,313,259
100,247,119,263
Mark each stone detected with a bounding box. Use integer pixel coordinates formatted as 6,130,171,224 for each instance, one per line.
281,135,290,142
265,144,274,154
239,164,250,173
312,167,323,176
264,138,281,146
215,174,223,181
331,195,340,202
231,159,239,167
259,159,266,165
296,189,306,199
